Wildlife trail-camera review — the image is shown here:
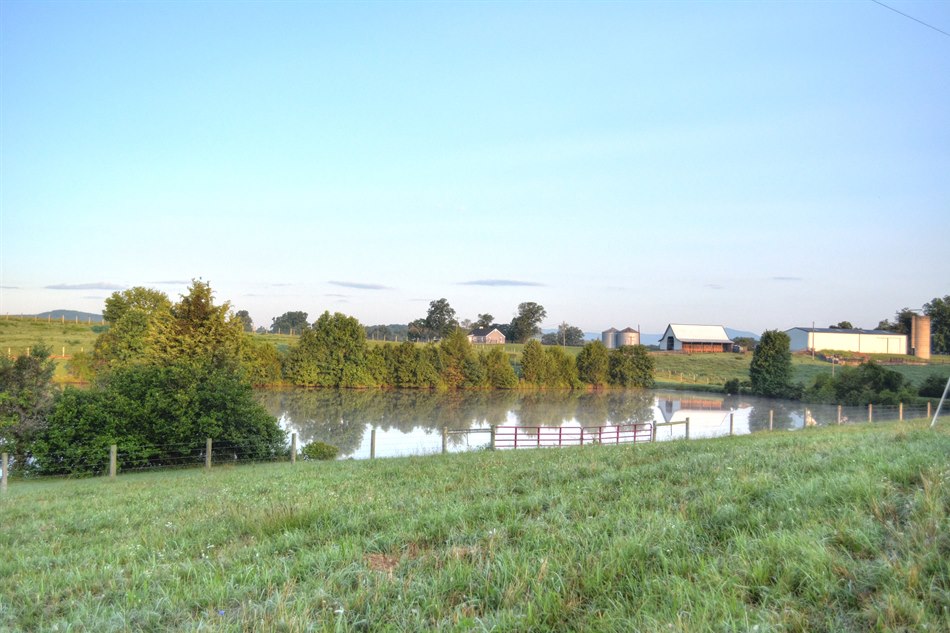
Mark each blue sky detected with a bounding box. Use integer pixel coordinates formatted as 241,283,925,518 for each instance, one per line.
2,1,948,335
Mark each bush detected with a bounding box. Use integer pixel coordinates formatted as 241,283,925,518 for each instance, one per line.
723,378,741,395
919,373,949,398
302,441,339,461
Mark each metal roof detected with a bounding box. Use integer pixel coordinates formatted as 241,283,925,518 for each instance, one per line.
787,327,901,336
660,324,732,343
469,327,503,337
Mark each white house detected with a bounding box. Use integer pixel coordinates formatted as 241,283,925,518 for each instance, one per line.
785,327,907,355
658,324,733,353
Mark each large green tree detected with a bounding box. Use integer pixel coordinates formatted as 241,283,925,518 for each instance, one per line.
749,330,797,398
608,345,655,388
34,361,285,475
94,287,172,366
576,340,610,386
0,346,56,471
271,311,309,334
152,280,245,369
924,295,950,354
508,302,547,343
284,311,372,387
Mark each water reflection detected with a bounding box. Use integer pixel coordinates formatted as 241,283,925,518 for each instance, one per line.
257,388,915,459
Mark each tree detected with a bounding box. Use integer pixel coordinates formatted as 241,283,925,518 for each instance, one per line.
271,311,309,334
475,314,494,329
557,322,585,346
481,346,518,388
576,341,610,386
0,346,56,471
508,302,547,343
424,298,458,339
284,311,371,387
608,345,655,388
749,330,797,398
876,308,915,335
924,295,950,354
235,310,254,332
94,287,172,367
830,321,853,330
519,340,549,385
151,280,244,370
33,361,285,475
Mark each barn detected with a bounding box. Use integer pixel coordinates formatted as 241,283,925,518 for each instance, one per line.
785,327,907,355
658,324,733,353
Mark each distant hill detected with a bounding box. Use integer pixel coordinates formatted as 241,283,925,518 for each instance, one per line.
725,328,759,341
32,310,104,323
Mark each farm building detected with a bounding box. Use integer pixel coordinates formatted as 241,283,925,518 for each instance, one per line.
602,327,640,349
468,327,506,345
658,324,733,353
785,327,907,355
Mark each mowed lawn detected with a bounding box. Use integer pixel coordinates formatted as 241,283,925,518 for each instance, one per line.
1,420,948,631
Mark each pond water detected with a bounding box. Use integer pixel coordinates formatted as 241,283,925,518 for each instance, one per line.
257,389,931,460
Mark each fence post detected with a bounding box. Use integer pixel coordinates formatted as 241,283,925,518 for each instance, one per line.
729,413,734,435
291,433,297,464
899,402,903,422
205,438,212,470
441,427,448,454
1,452,7,493
490,425,497,450
651,423,657,443
868,404,873,423
685,417,690,440
109,445,117,479
769,410,774,431
837,405,842,425
927,401,932,418
370,429,377,459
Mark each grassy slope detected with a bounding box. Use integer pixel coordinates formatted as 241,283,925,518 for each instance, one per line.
2,420,948,632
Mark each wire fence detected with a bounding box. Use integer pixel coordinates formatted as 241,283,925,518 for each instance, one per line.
1,402,948,490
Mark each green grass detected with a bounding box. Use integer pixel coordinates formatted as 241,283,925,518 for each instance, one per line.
2,420,948,631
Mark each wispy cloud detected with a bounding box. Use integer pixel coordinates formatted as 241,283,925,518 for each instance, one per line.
459,279,545,287
324,293,349,298
329,281,390,290
0,285,20,289
46,282,124,291
772,276,803,282
705,283,724,290
149,280,190,285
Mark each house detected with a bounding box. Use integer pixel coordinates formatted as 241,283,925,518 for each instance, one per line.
785,327,907,355
658,324,733,353
468,327,506,345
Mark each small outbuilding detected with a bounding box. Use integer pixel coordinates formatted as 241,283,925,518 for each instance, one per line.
785,327,907,355
468,327,506,345
658,324,733,353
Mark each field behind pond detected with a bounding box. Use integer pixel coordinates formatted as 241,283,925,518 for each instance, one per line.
2,420,948,632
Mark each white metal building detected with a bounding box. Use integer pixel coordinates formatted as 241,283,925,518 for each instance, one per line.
658,324,733,353
785,327,907,355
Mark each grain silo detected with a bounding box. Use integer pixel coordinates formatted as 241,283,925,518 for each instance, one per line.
602,328,618,349
617,327,640,347
911,314,931,359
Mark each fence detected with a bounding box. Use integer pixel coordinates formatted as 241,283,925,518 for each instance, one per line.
2,404,948,491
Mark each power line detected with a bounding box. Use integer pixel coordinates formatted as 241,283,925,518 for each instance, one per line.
870,0,950,38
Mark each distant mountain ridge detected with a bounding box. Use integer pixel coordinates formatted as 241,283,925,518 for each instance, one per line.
30,310,104,323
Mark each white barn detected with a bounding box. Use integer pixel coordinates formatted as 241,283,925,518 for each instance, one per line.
785,327,907,355
658,324,733,353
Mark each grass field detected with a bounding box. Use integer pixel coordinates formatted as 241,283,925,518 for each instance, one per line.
1,419,948,631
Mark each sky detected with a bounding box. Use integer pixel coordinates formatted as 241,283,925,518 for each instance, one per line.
1,1,948,336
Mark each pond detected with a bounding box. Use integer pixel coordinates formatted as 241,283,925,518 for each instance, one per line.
257,389,931,460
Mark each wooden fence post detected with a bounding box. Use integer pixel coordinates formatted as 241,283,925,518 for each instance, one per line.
651,423,657,443
927,401,932,418
490,425,497,450
370,429,377,459
290,433,297,464
205,438,212,470
837,405,842,425
109,445,117,479
685,417,690,440
729,413,734,435
441,427,448,454
769,410,774,431
1,452,7,493
868,404,873,423
899,402,903,422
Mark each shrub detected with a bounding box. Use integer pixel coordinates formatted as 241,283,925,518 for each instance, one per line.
919,373,949,399
302,441,339,461
723,378,741,395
